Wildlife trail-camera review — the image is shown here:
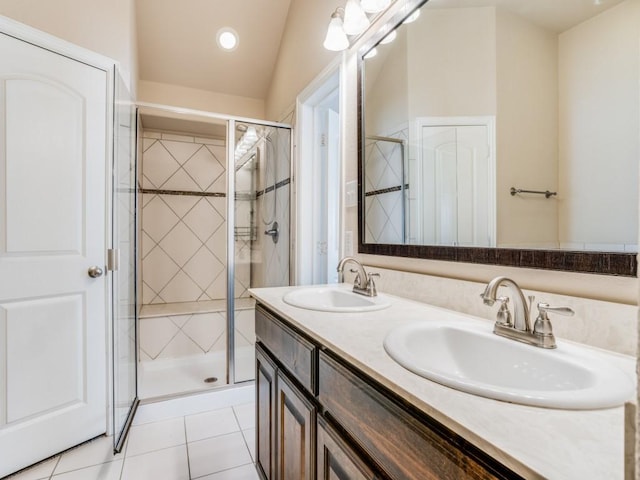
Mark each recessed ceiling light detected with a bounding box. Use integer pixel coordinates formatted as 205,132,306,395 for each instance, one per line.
217,27,239,51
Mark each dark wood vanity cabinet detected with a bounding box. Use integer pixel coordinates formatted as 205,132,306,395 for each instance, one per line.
255,306,317,480
276,371,316,480
255,303,523,480
256,344,277,480
317,416,377,480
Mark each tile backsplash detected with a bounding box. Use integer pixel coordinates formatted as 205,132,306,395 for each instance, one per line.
364,266,637,357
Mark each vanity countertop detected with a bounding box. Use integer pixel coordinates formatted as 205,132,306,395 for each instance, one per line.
249,284,636,480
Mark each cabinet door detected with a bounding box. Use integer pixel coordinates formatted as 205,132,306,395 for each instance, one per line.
256,344,277,480
277,371,316,480
317,417,376,480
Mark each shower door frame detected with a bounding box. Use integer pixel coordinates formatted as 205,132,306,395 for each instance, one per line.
136,102,293,387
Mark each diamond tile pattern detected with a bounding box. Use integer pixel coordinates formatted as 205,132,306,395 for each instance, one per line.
364,127,408,244
142,133,228,304
139,312,228,360
140,129,286,371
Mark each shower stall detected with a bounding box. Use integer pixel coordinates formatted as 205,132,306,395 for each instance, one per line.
136,106,291,399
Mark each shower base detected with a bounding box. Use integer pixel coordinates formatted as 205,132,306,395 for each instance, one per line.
139,346,255,400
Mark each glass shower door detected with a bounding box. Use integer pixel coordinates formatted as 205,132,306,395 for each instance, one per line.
112,70,138,452
231,121,292,383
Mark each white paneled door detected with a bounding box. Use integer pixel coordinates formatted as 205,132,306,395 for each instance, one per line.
0,32,108,477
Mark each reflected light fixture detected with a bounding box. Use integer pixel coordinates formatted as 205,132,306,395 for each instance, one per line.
364,47,378,59
343,0,370,35
323,8,350,51
361,0,391,14
235,125,260,161
403,9,420,24
380,29,397,44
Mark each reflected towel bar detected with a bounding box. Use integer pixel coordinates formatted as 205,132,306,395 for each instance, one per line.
510,187,557,199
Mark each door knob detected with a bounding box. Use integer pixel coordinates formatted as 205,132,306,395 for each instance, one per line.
88,266,104,278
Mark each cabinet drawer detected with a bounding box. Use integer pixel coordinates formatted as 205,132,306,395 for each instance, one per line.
318,351,521,480
255,304,317,393
317,416,377,480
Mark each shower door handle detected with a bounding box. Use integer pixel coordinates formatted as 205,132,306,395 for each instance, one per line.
88,266,104,278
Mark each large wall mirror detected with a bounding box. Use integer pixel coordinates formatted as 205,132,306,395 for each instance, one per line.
358,0,639,276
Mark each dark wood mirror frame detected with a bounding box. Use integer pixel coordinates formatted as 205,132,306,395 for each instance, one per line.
356,0,637,277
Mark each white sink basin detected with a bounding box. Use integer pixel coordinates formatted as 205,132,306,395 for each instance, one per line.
282,286,390,313
384,320,634,409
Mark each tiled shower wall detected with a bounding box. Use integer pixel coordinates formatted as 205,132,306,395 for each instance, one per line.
364,126,408,244
251,128,291,288
140,131,250,305
138,308,255,362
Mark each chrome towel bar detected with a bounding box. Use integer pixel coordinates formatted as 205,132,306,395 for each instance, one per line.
510,187,557,199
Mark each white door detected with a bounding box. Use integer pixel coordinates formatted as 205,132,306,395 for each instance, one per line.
0,32,108,477
419,123,492,246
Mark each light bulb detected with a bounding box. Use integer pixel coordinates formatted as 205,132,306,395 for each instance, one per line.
403,9,420,24
364,48,378,59
343,0,370,36
244,126,258,143
380,29,397,45
323,13,349,51
361,0,390,14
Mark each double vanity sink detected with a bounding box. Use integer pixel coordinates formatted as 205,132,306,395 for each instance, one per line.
282,284,633,410
283,286,390,312
251,282,636,479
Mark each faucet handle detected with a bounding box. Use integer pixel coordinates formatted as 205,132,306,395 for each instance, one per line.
537,303,575,317
533,303,575,345
495,296,512,327
366,272,380,296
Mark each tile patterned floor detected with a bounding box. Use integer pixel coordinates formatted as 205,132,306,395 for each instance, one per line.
7,387,258,480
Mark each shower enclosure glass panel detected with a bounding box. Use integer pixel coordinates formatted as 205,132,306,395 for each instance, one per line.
136,105,292,397
233,122,292,383
112,71,138,452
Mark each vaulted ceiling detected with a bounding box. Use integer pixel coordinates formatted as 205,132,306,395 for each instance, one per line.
136,0,293,101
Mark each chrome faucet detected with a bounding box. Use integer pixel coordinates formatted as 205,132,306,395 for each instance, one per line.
481,276,532,332
481,276,574,349
336,257,379,297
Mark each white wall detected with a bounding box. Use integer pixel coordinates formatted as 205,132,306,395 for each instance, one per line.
407,7,496,119
264,0,340,120
496,8,559,248
365,28,409,136
0,0,138,96
138,80,266,120
558,0,640,252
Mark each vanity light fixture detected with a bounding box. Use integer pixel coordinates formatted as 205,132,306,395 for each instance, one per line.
323,8,350,51
323,0,395,51
343,0,370,35
380,29,397,44
235,126,260,161
364,47,378,59
402,9,420,24
361,0,391,14
217,27,239,51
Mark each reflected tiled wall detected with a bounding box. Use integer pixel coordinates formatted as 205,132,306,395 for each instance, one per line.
364,127,408,244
